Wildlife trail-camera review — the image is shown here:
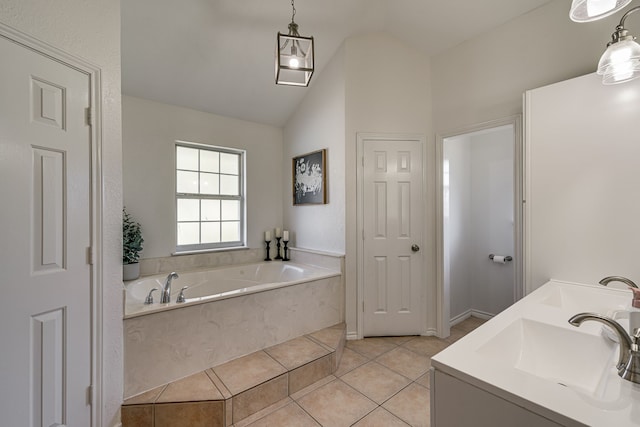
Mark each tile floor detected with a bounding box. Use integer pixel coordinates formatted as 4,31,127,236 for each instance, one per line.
233,316,486,427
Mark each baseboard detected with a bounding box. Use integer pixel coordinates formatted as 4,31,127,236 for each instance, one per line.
450,309,494,326
346,331,359,341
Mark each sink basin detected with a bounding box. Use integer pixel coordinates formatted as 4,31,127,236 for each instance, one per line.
476,318,617,395
537,282,629,314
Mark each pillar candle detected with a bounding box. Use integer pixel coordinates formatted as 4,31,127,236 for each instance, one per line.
275,227,281,238
283,230,289,241
265,231,271,241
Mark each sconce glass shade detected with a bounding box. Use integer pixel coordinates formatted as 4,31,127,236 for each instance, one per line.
597,38,640,84
276,32,314,86
570,0,633,22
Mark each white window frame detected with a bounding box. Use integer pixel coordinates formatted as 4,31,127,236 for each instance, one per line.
174,141,246,253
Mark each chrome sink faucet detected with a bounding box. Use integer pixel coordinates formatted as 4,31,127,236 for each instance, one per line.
160,272,179,304
599,276,638,288
569,313,640,384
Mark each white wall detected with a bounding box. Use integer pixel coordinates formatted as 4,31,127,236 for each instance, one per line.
431,0,623,134
526,73,640,291
444,135,473,319
123,96,283,259
0,1,123,425
469,129,514,315
444,127,514,320
283,45,346,254
345,33,434,336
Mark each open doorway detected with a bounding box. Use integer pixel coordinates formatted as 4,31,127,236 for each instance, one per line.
436,117,523,338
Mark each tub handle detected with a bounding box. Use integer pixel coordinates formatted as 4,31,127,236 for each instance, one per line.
144,287,158,305
176,286,189,303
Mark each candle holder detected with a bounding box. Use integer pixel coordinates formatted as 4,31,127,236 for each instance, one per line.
282,240,290,261
274,237,283,260
264,240,272,261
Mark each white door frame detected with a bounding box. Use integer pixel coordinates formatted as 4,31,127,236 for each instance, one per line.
435,116,524,338
0,23,104,426
356,132,428,339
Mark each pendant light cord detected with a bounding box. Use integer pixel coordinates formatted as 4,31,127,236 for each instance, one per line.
291,0,297,24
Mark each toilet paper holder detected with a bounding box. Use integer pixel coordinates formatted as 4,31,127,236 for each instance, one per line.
489,254,513,262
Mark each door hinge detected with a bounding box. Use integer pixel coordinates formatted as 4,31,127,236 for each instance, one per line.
85,107,93,126
87,385,93,405
362,301,365,312
362,157,364,167
86,247,94,265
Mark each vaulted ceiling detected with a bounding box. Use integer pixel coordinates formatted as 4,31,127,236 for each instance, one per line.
122,0,553,126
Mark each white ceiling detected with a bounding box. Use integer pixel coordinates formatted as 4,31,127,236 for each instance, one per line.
122,0,553,126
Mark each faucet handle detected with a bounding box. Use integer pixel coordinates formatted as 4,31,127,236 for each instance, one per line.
176,286,189,303
144,287,158,305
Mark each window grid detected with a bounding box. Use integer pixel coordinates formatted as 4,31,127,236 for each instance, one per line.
175,143,245,252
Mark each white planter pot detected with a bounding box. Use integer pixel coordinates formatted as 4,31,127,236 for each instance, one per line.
123,263,140,281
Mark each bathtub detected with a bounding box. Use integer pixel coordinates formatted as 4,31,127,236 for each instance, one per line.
123,260,344,397
124,261,340,318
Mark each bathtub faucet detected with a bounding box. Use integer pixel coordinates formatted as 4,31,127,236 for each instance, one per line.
161,272,179,304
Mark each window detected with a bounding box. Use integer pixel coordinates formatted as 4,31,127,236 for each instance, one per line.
175,142,245,252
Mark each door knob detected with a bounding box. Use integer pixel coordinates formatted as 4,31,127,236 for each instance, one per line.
411,244,420,252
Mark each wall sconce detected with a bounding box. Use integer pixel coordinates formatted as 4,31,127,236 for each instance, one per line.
570,0,633,22
597,6,640,84
275,0,314,87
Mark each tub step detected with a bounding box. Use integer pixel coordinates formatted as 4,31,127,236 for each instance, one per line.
121,322,346,427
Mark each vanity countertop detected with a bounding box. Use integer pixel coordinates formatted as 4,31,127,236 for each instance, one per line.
431,279,640,427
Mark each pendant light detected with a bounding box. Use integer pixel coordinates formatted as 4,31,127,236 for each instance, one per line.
275,0,314,87
570,0,633,22
597,6,640,84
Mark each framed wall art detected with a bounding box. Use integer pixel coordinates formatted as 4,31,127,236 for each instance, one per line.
292,149,327,205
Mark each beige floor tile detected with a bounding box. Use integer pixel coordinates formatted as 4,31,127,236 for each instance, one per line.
415,371,431,388
244,402,320,427
289,354,333,394
377,336,417,346
296,379,377,427
233,374,288,424
155,401,224,427
123,384,166,405
454,316,487,333
346,337,397,359
445,326,467,343
307,324,345,350
233,398,293,427
340,362,411,404
290,375,337,401
353,407,411,427
156,371,224,403
265,336,330,370
213,351,287,395
401,337,449,357
334,347,369,377
383,383,430,427
375,347,431,380
121,404,153,427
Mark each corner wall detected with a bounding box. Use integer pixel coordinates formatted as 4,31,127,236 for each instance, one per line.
431,0,622,134
345,33,434,337
0,1,123,425
283,44,347,254
122,96,283,259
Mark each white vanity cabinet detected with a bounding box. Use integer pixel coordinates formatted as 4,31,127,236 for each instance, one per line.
430,280,639,427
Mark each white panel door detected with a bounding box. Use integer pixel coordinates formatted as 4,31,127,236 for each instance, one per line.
363,138,424,336
0,36,92,426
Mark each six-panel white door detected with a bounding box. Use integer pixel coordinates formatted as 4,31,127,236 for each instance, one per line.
362,138,424,336
0,36,92,426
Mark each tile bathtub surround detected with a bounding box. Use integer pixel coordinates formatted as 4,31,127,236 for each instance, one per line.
122,318,483,427
122,323,346,427
138,248,264,277
124,274,344,397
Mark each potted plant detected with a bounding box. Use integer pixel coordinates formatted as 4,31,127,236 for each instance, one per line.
123,207,144,281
